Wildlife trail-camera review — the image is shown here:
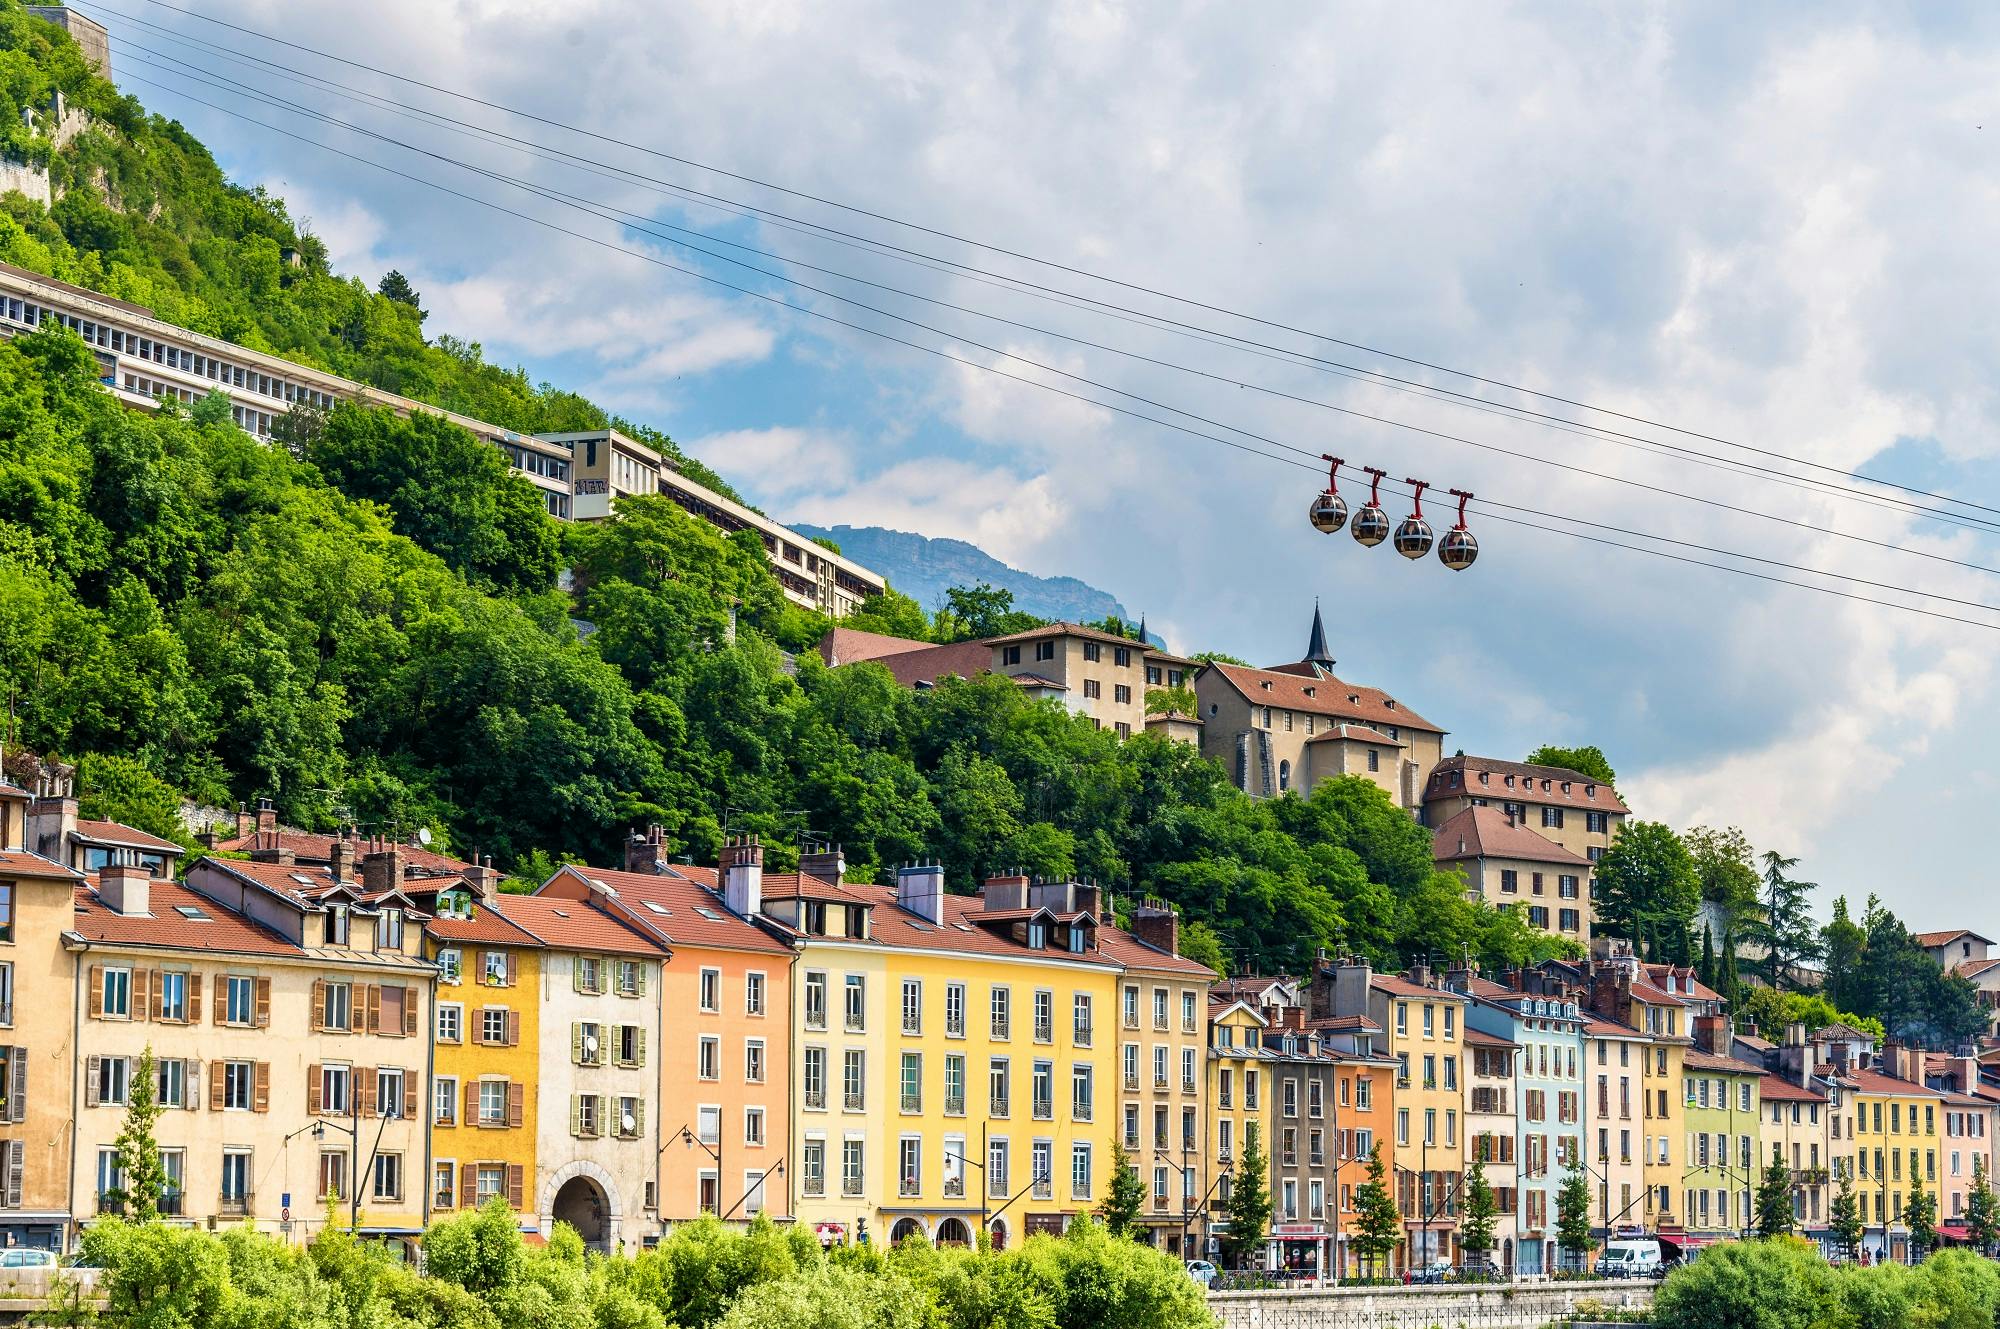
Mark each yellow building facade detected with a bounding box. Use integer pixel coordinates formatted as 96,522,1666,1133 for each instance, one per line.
1845,1060,1943,1263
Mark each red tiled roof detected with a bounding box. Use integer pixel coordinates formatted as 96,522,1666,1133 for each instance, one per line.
500,890,670,957
980,621,1190,663
1370,974,1466,1001
1204,662,1441,734
427,898,545,948
1305,724,1404,747
72,879,297,957
1306,1013,1382,1033
864,640,998,689
541,865,791,954
208,830,471,875
1583,1015,1645,1039
840,884,1120,968
0,781,28,797
1684,1049,1763,1075
1094,923,1217,978
1423,756,1630,813
1917,929,1992,949
1432,806,1592,867
1842,1067,1944,1098
1463,1026,1518,1048
760,871,857,905
818,627,936,666
73,819,181,852
1757,1074,1826,1103
0,849,81,880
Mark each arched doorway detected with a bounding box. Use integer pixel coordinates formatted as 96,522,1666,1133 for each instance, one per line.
1503,1237,1514,1275
935,1217,971,1247
552,1176,610,1252
890,1217,926,1245
988,1218,1008,1251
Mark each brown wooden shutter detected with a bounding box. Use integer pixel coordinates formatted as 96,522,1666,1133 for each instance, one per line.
365,984,381,1035
402,1075,417,1121
403,987,418,1037
3,1141,21,1209
84,1056,100,1108
358,1068,378,1117
506,1163,524,1209
187,973,202,1025
505,953,517,986
88,966,103,1019
506,1010,521,1047
133,968,152,1022
309,980,326,1033
459,1165,476,1209
507,1081,524,1129
184,1059,201,1110
307,1064,322,1115
255,977,272,1028
209,1060,225,1111
463,1080,476,1126
212,975,227,1025
7,1047,24,1123
254,1062,270,1113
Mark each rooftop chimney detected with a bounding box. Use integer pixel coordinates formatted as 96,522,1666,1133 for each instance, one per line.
255,797,277,838
896,862,945,925
1131,898,1180,956
233,803,252,841
1072,881,1103,919
0,784,25,852
362,842,407,895
981,871,1030,912
625,824,666,875
98,856,151,918
328,828,356,884
461,854,500,904
723,836,764,917
799,843,846,884
26,788,77,864
1694,1013,1729,1056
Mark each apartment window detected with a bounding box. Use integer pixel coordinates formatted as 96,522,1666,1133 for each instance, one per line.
843,1050,866,1110
698,1036,720,1081
1181,990,1198,1032
1154,1045,1169,1088
945,1054,966,1115
745,1107,765,1146
482,1007,509,1046
373,1153,403,1202
1033,1061,1054,1120
155,1057,185,1108
843,1139,867,1196
576,957,602,995
95,1149,124,1209
1074,993,1093,1044
845,975,867,1031
618,1024,646,1067
1153,988,1170,1030
322,982,353,1033
902,980,923,1035
745,1039,765,1083
154,970,188,1023
1587,811,1608,833
98,1055,131,1106
616,960,642,997
745,971,765,1014
222,1061,255,1111
700,968,721,1012
101,967,132,1019
433,1077,457,1125
318,1151,347,1202
1034,990,1054,1042
946,983,966,1037
1083,679,1102,700
1073,1064,1094,1121
0,884,10,944
805,972,827,1029
1072,1142,1093,1200
1542,807,1564,829
991,986,1012,1039
1002,646,1022,665
1085,642,1103,663
1113,684,1132,705
900,1136,922,1197
376,911,406,953
803,1048,826,1109
902,1054,924,1113
576,1095,600,1138
990,1058,1011,1117
437,1004,462,1043
802,1141,825,1197
222,1151,252,1209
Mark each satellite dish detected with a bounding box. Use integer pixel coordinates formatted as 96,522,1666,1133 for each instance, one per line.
623,1112,636,1133
416,827,433,846
583,1035,599,1058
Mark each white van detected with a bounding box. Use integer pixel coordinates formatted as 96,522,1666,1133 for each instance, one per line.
1594,1239,1662,1278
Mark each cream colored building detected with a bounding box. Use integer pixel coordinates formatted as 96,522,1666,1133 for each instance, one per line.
1758,1074,1831,1233
80,852,437,1252
1422,757,1629,867
1434,805,1595,943
1192,609,1445,808
1582,1015,1650,1240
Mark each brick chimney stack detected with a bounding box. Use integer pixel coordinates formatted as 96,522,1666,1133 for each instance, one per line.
799,843,846,884
255,797,277,837
982,872,1030,912
98,856,151,918
460,854,500,904
328,827,356,883
625,825,666,874
362,840,407,895
1131,898,1179,956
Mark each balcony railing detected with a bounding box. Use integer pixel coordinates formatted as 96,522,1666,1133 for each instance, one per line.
1032,1176,1052,1201
900,1174,920,1198
1282,1152,1298,1167
901,1092,921,1113
990,1095,1010,1118
1074,1023,1092,1047
1183,1015,1198,1034
804,1088,826,1110
843,1091,865,1111
1033,1098,1054,1121
1071,1180,1092,1201
1153,1192,1170,1209
1155,1072,1169,1088
944,1176,965,1198
1183,1076,1198,1094
945,1094,965,1116
992,1018,1010,1040
1034,1020,1053,1043
220,1191,253,1216
806,1008,827,1032
1123,1071,1139,1091
1074,1101,1093,1123
0,1002,12,1026
1124,1011,1139,1030
1154,1014,1169,1031
842,1175,864,1198
902,1015,921,1036
802,1174,825,1197
845,1012,866,1033
1124,1132,1140,1150
989,1173,1010,1198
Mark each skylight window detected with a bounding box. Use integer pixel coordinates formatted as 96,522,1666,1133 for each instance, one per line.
694,906,723,921
289,873,317,886
642,901,672,915
174,904,211,920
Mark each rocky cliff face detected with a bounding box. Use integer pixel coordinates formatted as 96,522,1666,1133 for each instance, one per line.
793,523,1135,624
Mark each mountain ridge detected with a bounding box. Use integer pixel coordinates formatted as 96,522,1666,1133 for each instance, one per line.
792,522,1141,626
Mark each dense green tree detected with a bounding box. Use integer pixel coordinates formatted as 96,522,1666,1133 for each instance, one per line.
1097,1134,1146,1238
1967,1155,1999,1256
109,1047,167,1221
1754,850,1823,993
1523,744,1616,785
1755,1144,1795,1238
1905,1175,1938,1259
1831,1166,1865,1259
377,269,424,316
1686,825,1763,932
1459,1157,1497,1264
1593,821,1699,958
1219,1123,1271,1270
1651,1239,1838,1329
1821,896,1869,1016
1350,1145,1402,1280
934,584,1045,642
1556,1161,1594,1273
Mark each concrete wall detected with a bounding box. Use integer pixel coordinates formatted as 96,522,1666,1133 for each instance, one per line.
1208,1279,1657,1329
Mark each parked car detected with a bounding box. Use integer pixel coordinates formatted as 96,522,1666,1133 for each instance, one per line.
1456,1258,1504,1282
1407,1258,1455,1284
1594,1238,1663,1278
1185,1259,1218,1288
0,1249,57,1268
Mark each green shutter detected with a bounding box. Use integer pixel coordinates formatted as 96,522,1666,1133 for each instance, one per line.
569,1095,581,1137
572,959,583,994
635,1099,645,1136
571,1023,583,1065
636,1027,647,1068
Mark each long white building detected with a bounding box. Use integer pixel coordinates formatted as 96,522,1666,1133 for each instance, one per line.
0,261,884,617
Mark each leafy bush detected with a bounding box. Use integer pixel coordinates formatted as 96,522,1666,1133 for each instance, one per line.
1651,1238,1836,1329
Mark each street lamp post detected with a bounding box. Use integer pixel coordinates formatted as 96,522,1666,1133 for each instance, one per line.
1156,1149,1232,1265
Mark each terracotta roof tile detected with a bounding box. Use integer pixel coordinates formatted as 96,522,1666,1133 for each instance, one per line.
72,878,298,957
1423,756,1630,812
1842,1067,1944,1098
1305,724,1404,747
1204,661,1441,734
73,819,181,853
427,898,546,948
541,865,791,954
501,890,670,957
1917,929,1992,949
980,621,1190,663
1370,974,1466,1000
818,627,938,666
1756,1074,1826,1103
1432,806,1592,867
208,830,471,875
0,849,81,880
1684,1049,1764,1075
1094,924,1217,977
1463,1026,1518,1048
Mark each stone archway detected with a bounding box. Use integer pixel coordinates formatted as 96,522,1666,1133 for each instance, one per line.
934,1217,971,1247
889,1217,927,1245
540,1159,623,1253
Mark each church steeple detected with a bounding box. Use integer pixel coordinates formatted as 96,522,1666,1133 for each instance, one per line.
1305,600,1335,673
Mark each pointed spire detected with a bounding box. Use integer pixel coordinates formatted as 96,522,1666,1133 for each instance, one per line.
1137,613,1148,646
1306,599,1335,672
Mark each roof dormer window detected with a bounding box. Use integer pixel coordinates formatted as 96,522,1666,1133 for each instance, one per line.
1478,772,1490,785
1028,921,1048,949
1585,785,1596,799
1561,782,1572,794
1385,699,1397,710
1303,686,1315,697
1260,681,1273,691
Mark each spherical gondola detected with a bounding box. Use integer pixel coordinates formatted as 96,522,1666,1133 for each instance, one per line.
1352,466,1391,547
1394,478,1434,560
1309,455,1349,533
1439,489,1479,571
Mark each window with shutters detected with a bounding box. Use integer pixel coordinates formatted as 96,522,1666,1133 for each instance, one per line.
698,1036,719,1081
0,1047,19,1123
745,971,766,1015
614,1096,643,1139
576,957,602,994
0,961,11,1026
477,1164,505,1205
101,967,131,1019
378,1068,405,1118
155,1058,185,1108
378,985,407,1036
576,1095,600,1137
478,1081,507,1126
745,1038,764,1083
156,971,188,1022
617,960,641,997
482,1008,509,1046
222,1061,253,1111
618,1024,645,1067
434,1077,457,1125
223,975,255,1025
98,1056,131,1106
373,1152,402,1201
323,982,353,1032
433,1162,455,1209
321,1065,350,1115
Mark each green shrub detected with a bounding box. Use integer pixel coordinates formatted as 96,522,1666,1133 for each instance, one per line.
1651,1238,1836,1329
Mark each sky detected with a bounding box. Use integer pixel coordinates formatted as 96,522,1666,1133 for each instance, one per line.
85,0,2000,930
